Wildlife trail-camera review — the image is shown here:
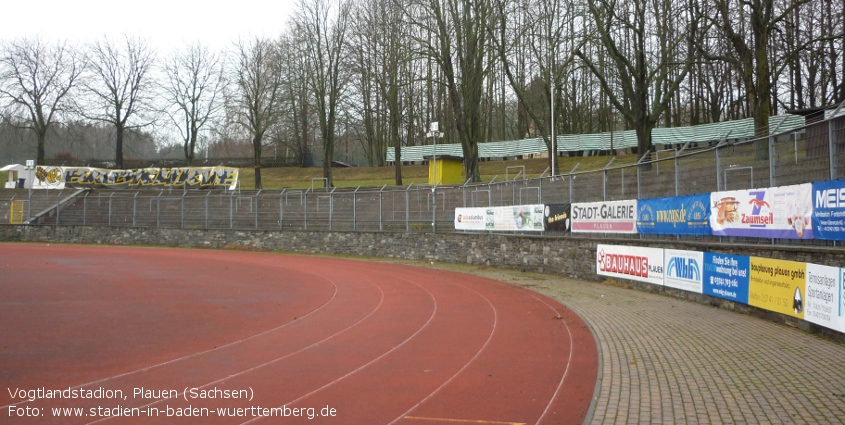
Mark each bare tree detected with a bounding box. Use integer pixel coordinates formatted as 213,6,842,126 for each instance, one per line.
82,35,156,169
409,0,494,182
0,37,83,164
295,0,353,187
231,37,285,189
576,0,702,162
161,43,226,165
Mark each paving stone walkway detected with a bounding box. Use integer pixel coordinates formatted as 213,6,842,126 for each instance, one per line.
436,263,845,425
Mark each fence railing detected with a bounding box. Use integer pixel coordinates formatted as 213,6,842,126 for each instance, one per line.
3,111,845,248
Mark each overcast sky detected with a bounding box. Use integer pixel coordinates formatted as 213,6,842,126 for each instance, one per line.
1,0,297,54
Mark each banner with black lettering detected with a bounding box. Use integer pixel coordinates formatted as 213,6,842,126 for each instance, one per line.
56,167,239,190
572,200,637,233
543,204,571,232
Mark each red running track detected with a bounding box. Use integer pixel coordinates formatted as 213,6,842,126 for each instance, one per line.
0,244,597,425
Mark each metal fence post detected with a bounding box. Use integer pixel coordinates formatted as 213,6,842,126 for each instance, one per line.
181,189,186,228
304,189,309,231
769,135,776,187
279,189,286,230
830,118,837,180
404,184,411,232
83,192,89,225
329,187,336,231
716,145,722,191
379,185,386,232
133,192,138,227
353,186,360,231
109,192,114,226
205,191,211,229
255,190,261,229
432,185,437,232
55,191,61,227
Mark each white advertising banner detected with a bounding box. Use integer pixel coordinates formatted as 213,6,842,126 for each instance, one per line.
572,200,638,234
454,205,545,232
663,249,704,293
805,264,840,331
597,244,664,286
710,183,813,239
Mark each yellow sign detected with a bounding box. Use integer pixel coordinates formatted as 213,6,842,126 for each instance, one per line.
10,200,25,224
748,257,806,319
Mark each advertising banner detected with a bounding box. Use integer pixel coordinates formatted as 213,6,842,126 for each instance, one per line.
32,166,240,190
841,268,845,333
804,264,840,331
664,249,704,293
596,244,664,285
543,204,571,232
637,194,710,235
454,207,486,231
702,252,750,304
454,205,545,232
572,200,637,234
710,184,813,239
812,179,845,240
748,257,806,319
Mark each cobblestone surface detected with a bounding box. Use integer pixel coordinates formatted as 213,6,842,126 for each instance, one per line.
419,262,845,425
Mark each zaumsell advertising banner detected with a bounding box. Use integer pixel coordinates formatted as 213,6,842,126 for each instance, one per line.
664,249,704,293
596,244,664,285
702,252,750,304
454,205,545,232
572,200,637,234
804,264,840,331
637,194,710,235
812,179,845,240
710,183,813,239
748,257,806,319
543,204,571,232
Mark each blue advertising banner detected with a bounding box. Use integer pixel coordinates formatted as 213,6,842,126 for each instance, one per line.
636,194,710,235
702,252,750,304
812,179,845,240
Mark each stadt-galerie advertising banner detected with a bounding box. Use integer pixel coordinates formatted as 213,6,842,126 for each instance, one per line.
637,194,710,235
572,200,637,234
812,178,845,240
710,183,813,239
454,205,545,232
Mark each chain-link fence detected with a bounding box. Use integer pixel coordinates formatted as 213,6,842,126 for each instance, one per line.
3,113,845,244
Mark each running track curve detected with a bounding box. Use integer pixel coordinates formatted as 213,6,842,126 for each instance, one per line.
0,244,597,425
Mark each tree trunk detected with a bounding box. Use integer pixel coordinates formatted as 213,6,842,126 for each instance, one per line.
115,125,124,169
253,135,262,189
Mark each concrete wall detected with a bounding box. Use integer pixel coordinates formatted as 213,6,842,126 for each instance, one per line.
3,225,843,341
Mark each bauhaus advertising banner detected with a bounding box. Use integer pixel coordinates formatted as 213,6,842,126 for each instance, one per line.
34,166,240,190
572,200,637,234
596,244,664,285
637,194,710,235
710,183,813,239
454,205,545,232
811,179,845,240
